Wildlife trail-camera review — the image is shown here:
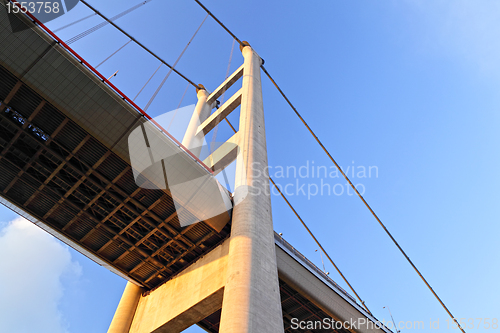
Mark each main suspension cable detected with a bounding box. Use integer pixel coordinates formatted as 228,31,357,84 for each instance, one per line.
79,0,198,88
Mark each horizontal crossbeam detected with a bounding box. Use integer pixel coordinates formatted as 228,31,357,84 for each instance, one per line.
197,88,242,136
206,64,244,106
203,132,240,175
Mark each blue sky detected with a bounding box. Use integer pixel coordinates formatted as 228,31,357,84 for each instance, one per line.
1,0,499,332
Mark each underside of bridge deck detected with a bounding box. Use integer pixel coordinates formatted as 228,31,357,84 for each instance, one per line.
0,62,230,290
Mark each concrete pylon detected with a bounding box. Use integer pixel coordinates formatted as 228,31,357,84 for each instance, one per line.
182,85,211,157
107,282,143,333
218,45,284,333
107,45,284,333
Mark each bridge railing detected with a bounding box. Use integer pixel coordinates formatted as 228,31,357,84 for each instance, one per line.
274,232,357,303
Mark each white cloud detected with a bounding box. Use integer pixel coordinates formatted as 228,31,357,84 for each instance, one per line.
0,217,82,333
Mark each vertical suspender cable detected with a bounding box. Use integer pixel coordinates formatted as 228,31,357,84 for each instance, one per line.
143,14,208,111
167,83,190,131
212,39,237,191
95,39,133,69
211,38,236,149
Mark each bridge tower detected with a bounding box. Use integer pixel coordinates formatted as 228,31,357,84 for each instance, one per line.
107,44,285,333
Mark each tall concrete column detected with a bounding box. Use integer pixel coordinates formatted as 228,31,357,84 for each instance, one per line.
107,282,143,333
219,45,284,332
182,86,211,158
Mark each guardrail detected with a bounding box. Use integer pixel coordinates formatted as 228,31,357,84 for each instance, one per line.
274,232,357,303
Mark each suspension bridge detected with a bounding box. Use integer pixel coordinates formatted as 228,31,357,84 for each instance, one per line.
0,1,468,333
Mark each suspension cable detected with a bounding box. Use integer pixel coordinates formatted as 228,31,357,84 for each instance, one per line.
134,64,162,101
211,39,236,150
66,0,152,45
144,14,208,111
53,13,96,33
167,83,190,132
79,0,198,88
193,0,243,46
95,39,132,69
224,118,237,133
192,1,467,331
269,177,372,314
